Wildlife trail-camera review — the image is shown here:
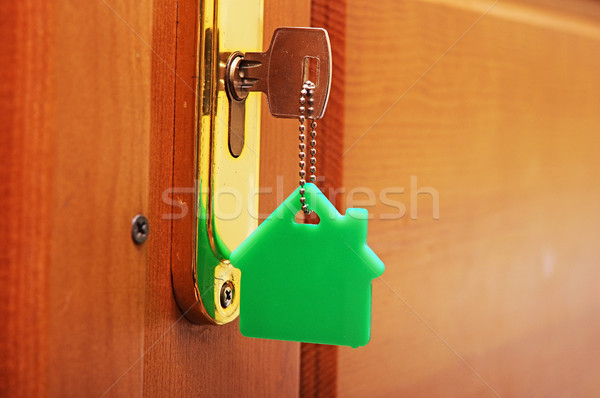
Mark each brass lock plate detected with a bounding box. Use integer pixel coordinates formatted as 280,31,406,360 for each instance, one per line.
171,0,332,326
171,0,263,325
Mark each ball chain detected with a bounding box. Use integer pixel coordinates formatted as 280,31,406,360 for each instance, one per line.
299,80,317,214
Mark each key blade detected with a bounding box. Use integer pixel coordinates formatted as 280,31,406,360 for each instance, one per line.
243,27,332,119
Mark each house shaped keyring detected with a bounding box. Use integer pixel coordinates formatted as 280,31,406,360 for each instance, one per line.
230,183,385,348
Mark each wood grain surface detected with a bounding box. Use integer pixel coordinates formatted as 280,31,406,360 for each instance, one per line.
338,0,600,396
2,0,152,396
0,1,54,396
49,1,152,395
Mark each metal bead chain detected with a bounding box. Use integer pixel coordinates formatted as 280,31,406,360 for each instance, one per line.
299,80,317,214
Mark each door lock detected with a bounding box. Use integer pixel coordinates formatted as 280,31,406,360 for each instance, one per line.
171,0,333,326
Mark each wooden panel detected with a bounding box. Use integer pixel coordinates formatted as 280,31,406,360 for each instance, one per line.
0,1,53,396
142,0,309,397
49,0,152,396
1,0,152,396
339,0,600,396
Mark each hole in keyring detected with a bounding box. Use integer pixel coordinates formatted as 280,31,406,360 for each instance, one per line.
303,56,319,86
295,210,320,225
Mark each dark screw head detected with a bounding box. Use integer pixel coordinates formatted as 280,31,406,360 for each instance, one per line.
131,214,149,244
220,281,234,309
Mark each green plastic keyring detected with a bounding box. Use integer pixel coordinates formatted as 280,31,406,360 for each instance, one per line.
230,183,385,348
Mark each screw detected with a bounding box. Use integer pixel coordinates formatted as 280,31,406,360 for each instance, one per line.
131,214,149,244
220,281,234,308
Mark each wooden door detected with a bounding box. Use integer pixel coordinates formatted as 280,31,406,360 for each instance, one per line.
4,0,600,397
334,0,600,396
1,0,311,396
